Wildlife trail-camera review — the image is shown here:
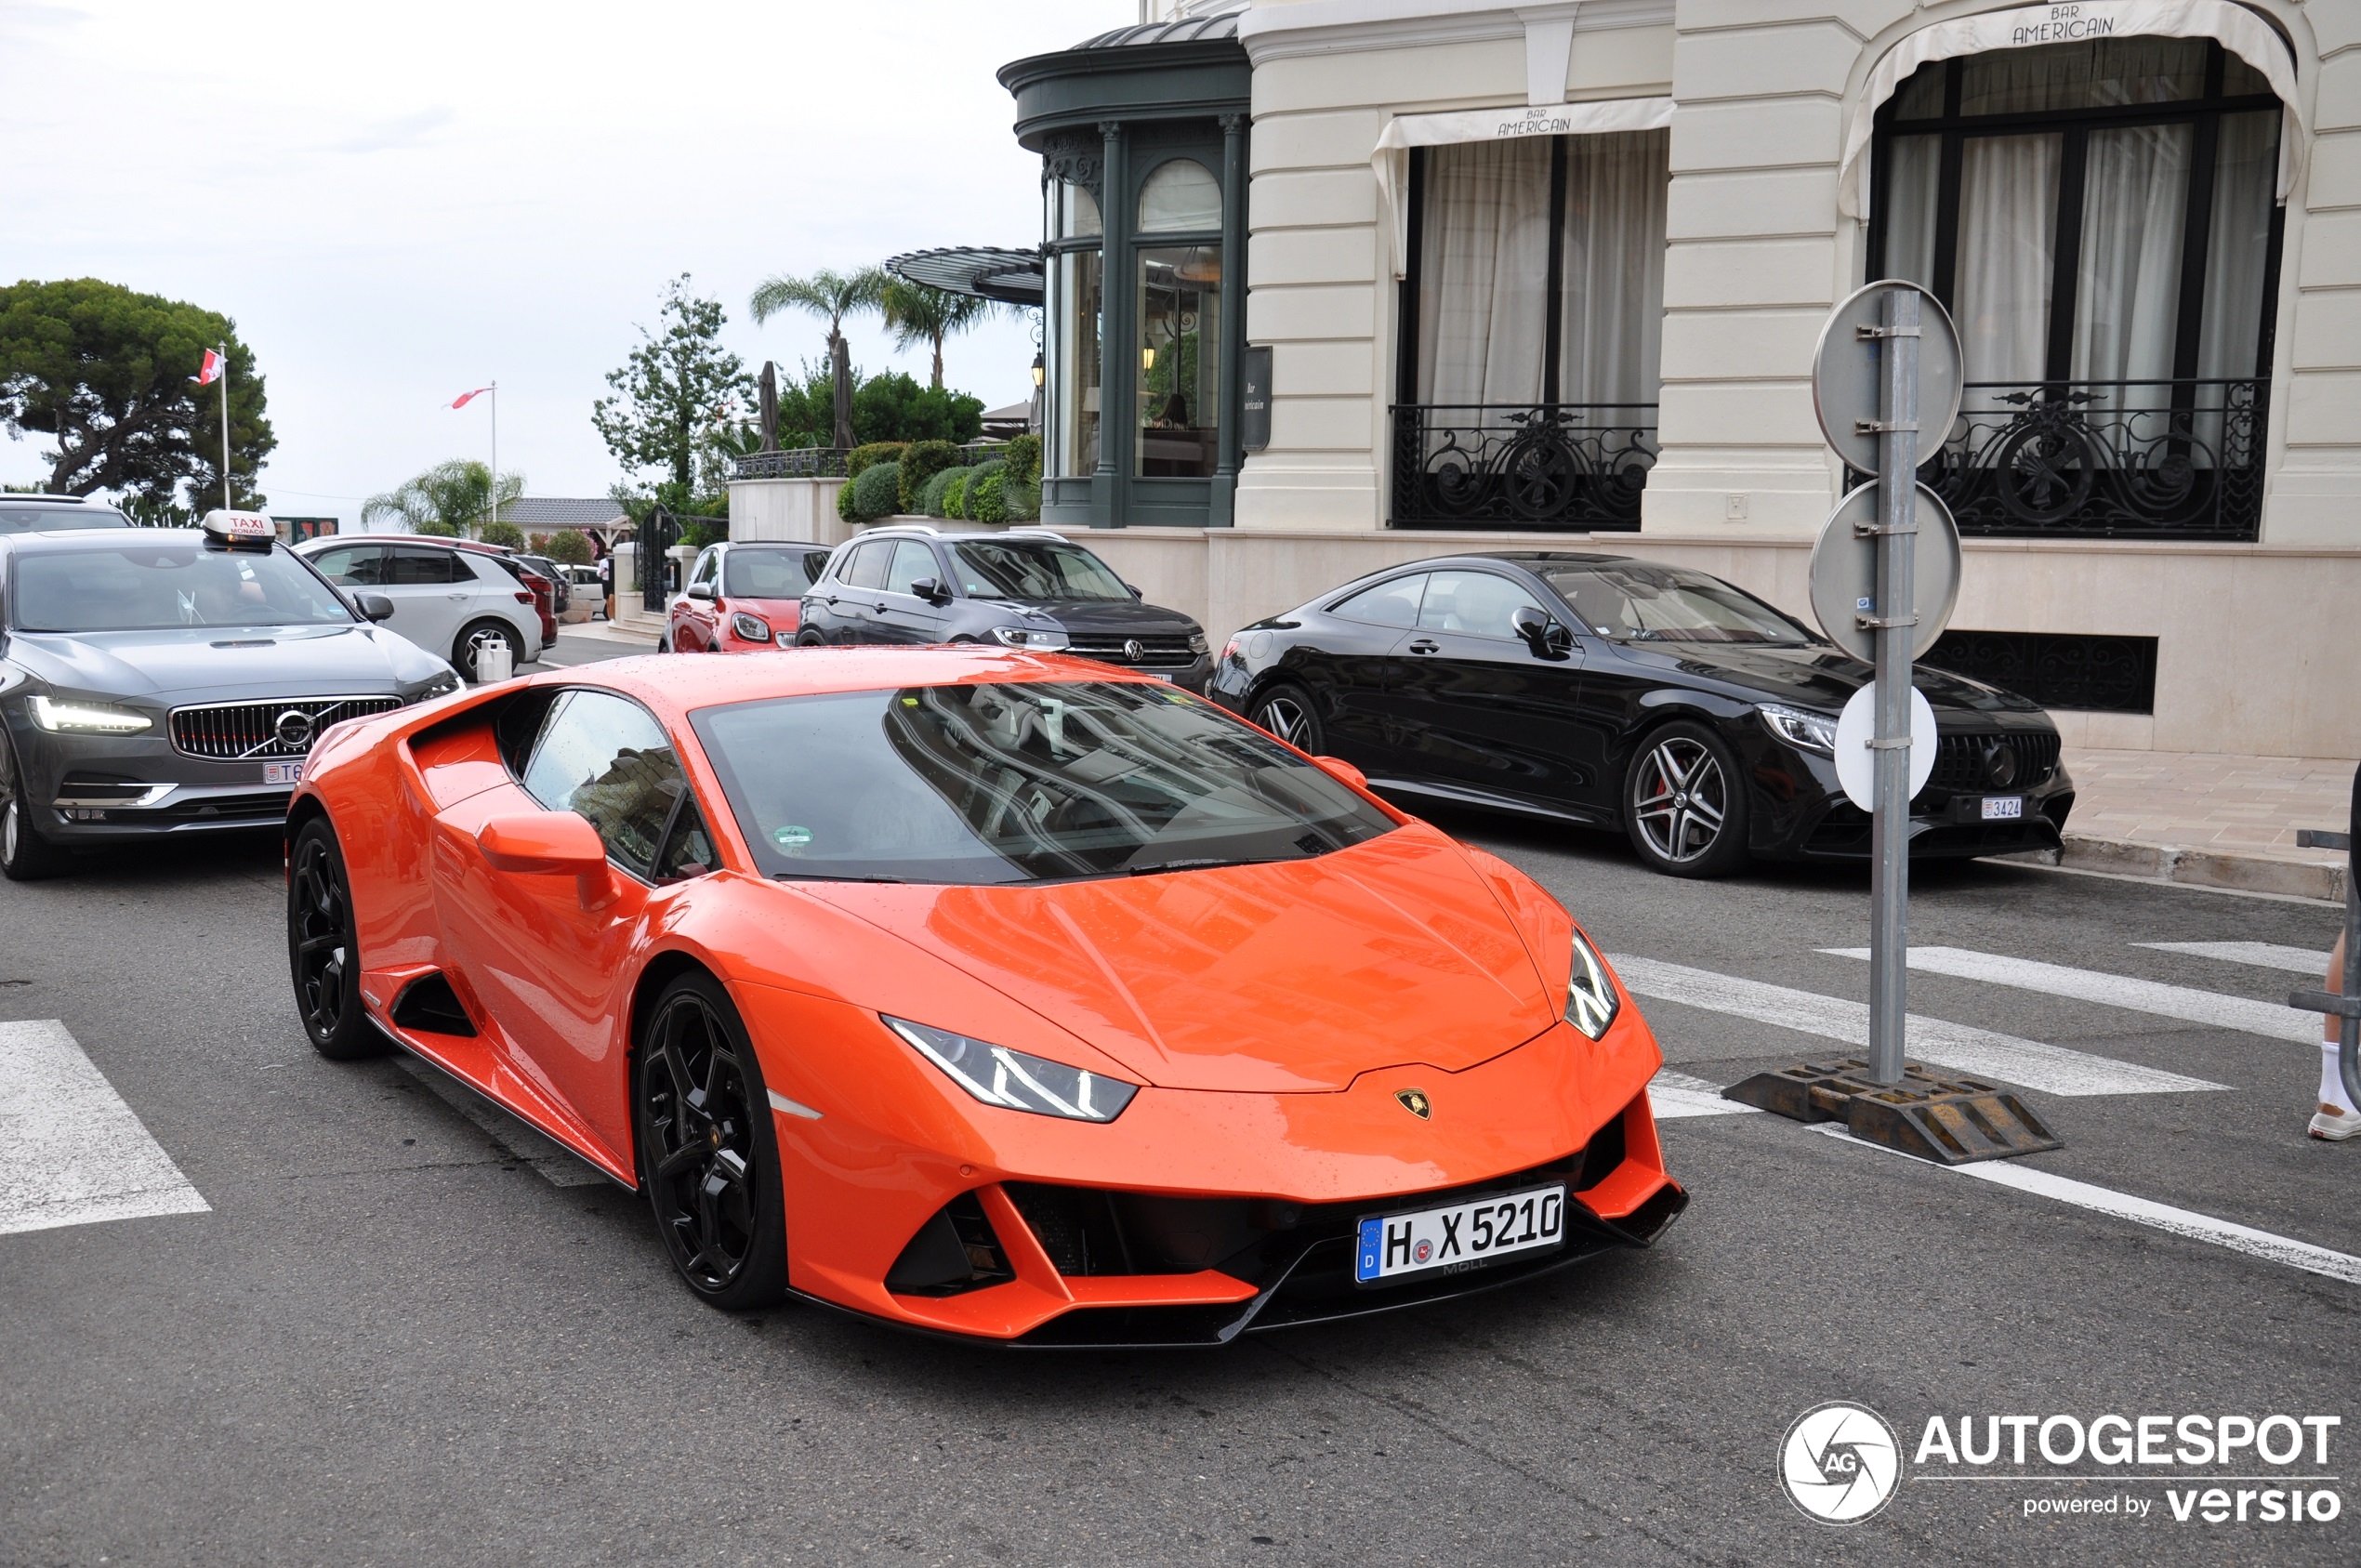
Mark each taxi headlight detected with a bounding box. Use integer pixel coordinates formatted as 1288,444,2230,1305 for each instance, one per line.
884,1016,1138,1122
990,626,1069,652
1565,926,1621,1041
30,694,152,734
731,612,773,643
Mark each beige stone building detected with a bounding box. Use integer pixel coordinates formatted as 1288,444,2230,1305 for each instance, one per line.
735,0,2360,758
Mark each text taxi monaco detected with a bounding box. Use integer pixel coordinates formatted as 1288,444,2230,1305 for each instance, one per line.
1,510,461,880
284,646,1685,1345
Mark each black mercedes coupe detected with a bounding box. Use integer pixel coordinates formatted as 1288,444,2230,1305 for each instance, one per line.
1207,551,2072,878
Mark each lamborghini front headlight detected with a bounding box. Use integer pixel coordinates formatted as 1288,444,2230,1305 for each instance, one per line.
1565,926,1621,1041
884,1017,1139,1123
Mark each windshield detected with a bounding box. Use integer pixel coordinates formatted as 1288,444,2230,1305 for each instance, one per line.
1541,564,1812,646
692,680,1395,885
951,540,1131,602
0,505,130,534
9,542,355,632
724,547,824,599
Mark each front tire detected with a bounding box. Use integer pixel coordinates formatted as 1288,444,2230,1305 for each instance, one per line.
287,816,386,1059
1,740,69,881
455,619,522,682
1248,681,1325,753
634,972,788,1310
1622,721,1750,878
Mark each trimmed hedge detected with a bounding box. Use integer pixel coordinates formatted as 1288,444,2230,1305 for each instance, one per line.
1003,433,1042,487
844,441,906,481
969,472,1008,523
849,460,903,521
919,466,968,518
942,469,972,520
897,441,962,513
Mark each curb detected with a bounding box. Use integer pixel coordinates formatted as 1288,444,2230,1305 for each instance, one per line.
2000,834,2350,903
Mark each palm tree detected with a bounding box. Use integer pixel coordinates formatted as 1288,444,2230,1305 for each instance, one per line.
880,280,999,389
363,458,524,538
748,267,888,450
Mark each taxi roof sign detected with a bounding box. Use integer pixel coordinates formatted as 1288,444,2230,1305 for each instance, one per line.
201,509,276,549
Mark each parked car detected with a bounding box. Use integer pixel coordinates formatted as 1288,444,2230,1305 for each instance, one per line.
662,542,832,652
0,494,134,534
1209,551,2073,878
798,526,1212,691
297,534,546,681
284,645,1682,1337
1,510,459,879
447,540,560,647
565,563,605,620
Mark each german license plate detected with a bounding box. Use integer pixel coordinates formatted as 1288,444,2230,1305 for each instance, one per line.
1353,1183,1566,1286
1981,796,2024,821
263,760,303,786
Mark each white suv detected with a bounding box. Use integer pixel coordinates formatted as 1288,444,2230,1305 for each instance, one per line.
298,536,546,680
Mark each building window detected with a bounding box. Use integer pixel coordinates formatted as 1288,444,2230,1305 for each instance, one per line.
1392,128,1668,531
1046,181,1102,478
1869,36,2285,540
1138,159,1220,232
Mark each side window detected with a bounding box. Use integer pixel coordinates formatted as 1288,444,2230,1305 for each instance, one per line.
798,548,830,588
843,541,890,590
884,540,940,596
389,547,460,586
1331,573,1427,628
311,545,386,586
1418,571,1544,639
519,691,684,878
690,549,719,588
653,799,715,882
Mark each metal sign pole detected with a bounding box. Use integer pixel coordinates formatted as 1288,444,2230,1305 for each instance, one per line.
1866,288,1920,1085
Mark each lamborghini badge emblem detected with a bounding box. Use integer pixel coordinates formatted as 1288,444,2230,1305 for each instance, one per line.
1395,1088,1431,1120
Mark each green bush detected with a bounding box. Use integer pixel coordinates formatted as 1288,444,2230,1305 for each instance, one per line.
969,472,1009,524
850,460,903,521
837,474,860,522
897,441,961,513
920,466,969,518
968,458,1007,492
943,469,971,520
536,531,594,566
845,441,906,481
1003,433,1042,486
1003,480,1042,521
854,375,985,445
478,520,526,549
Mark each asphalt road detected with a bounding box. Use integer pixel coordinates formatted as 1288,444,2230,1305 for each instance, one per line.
3,643,2352,1566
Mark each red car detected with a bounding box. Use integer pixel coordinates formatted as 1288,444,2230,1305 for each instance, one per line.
663,542,832,653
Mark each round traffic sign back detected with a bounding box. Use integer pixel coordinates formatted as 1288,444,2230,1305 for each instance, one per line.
1833,683,1937,812
1807,481,1962,663
1812,280,1963,472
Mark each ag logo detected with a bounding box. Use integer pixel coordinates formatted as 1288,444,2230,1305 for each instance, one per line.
1394,1088,1431,1120
1779,1401,1901,1525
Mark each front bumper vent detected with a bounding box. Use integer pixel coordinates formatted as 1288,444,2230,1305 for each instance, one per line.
885,1192,1015,1297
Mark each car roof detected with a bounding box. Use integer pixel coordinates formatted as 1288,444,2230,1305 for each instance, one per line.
0,526,210,554
519,645,1177,719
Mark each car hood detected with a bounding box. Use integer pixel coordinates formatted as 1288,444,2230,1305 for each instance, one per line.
5,623,440,702
986,600,1203,636
1599,641,2043,718
794,825,1560,1093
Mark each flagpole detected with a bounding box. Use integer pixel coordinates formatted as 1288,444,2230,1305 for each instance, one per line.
490,380,498,536
218,342,231,511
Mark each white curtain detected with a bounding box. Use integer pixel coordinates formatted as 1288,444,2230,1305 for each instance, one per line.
2198,109,2278,381
1956,134,2061,396
2072,122,2191,385
1558,128,1668,405
1416,138,1550,406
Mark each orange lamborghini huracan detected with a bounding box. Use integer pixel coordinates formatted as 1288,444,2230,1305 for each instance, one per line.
284,649,1684,1345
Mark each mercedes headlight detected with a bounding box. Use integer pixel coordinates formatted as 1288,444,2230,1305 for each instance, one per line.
731,612,773,643
990,626,1070,652
29,694,152,734
1758,703,1838,756
1565,926,1622,1041
885,1017,1138,1122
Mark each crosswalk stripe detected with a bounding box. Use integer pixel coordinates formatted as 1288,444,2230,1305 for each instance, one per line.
0,1020,208,1237
1820,945,2319,1043
1612,955,2223,1097
1814,1125,2361,1286
2134,941,2328,975
1648,1068,1760,1119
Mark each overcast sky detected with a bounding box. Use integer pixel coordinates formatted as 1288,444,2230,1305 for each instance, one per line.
0,0,1116,526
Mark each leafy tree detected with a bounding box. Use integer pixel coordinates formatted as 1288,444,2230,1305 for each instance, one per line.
854,372,984,445
363,459,523,537
748,267,886,450
0,277,275,509
594,275,751,501
532,531,594,567
479,519,527,550
880,280,998,389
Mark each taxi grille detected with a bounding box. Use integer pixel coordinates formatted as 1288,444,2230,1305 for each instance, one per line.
1064,634,1200,669
168,695,403,760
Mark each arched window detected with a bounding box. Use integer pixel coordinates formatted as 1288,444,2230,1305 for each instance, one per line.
1138,160,1221,232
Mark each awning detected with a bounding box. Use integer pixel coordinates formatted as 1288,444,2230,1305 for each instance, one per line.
1371,97,1673,278
1838,0,2306,219
884,247,1044,308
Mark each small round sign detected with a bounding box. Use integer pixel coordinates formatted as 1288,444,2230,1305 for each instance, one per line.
1807,481,1962,663
1833,682,1936,812
1812,280,1963,472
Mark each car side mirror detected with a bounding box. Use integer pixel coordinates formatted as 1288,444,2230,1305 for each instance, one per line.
1126,582,1144,600
686,581,715,601
354,592,395,623
477,812,617,910
909,576,953,606
1511,606,1574,660
1312,755,1369,792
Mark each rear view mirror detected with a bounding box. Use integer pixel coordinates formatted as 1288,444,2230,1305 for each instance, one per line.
686,581,716,601
477,812,617,910
355,592,395,623
1511,606,1574,660
1126,583,1144,600
909,576,953,606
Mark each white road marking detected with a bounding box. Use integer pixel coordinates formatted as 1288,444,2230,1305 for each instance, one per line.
394,1056,606,1187
2134,941,2328,976
1647,1068,1759,1119
1814,1125,2361,1286
1612,955,2223,1097
0,1020,208,1237
1821,945,2319,1043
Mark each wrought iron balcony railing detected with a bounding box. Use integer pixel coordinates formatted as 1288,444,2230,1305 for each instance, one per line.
1391,402,1656,532
729,446,849,481
1880,377,2264,542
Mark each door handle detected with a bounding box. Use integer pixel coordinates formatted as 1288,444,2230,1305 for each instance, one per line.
1407,639,1440,654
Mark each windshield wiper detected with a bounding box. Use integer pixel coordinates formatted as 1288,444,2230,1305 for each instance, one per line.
771,872,905,884
1126,855,1293,876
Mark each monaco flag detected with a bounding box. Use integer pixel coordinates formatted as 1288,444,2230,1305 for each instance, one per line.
194,349,224,386
451,387,492,409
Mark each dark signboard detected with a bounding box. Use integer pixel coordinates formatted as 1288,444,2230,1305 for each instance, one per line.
1240,345,1273,453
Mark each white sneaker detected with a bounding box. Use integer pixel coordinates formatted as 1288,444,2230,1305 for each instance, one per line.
2310,1107,2361,1141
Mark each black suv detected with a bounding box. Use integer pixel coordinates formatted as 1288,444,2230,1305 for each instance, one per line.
798,526,1214,691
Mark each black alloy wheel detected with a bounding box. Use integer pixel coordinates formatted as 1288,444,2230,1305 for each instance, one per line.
455,619,521,682
1622,720,1750,879
1,740,68,881
1249,682,1325,753
634,972,787,1309
287,816,386,1059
